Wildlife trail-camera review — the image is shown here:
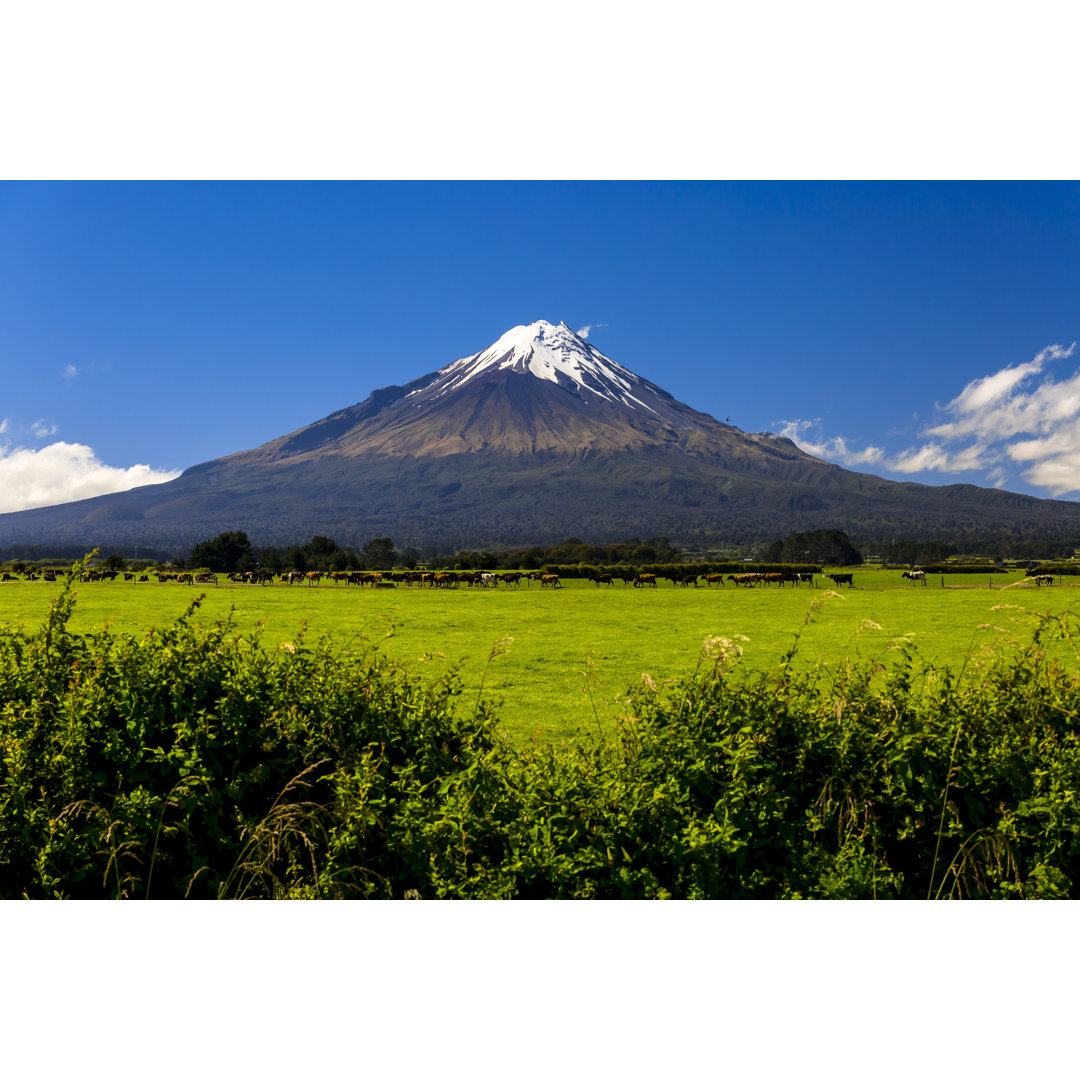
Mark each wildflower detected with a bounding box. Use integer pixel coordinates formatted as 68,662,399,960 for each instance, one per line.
487,636,514,661
702,634,747,671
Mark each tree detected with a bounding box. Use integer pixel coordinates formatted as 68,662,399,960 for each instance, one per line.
361,537,396,570
103,553,125,571
189,531,252,573
765,529,862,566
304,536,338,560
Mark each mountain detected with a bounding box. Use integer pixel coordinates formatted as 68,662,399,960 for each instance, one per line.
5,319,1080,553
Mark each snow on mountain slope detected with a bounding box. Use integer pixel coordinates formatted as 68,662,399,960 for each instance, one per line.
411,320,668,414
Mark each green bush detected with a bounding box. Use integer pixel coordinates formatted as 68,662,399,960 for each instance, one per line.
0,558,497,899
4,558,1080,898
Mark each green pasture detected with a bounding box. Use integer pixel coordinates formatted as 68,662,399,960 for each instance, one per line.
2,568,1078,742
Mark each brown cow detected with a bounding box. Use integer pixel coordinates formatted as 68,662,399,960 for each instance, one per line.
727,573,761,587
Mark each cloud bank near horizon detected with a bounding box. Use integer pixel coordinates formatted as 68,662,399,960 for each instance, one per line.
775,343,1080,496
0,441,181,513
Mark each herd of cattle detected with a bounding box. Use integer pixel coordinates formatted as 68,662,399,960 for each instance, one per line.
0,567,854,589
0,568,1065,589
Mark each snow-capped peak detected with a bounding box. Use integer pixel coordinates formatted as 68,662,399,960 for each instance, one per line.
415,320,661,413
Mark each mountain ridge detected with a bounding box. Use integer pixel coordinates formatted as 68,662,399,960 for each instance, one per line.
3,320,1080,552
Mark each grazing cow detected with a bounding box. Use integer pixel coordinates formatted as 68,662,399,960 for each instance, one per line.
703,573,725,588
304,571,323,586
502,572,522,587
590,572,613,587
1032,574,1054,586
902,571,926,585
632,573,657,588
661,572,697,586
827,573,854,587
540,573,561,588
727,573,762,587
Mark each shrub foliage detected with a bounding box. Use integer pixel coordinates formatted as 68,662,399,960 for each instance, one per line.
3,560,1080,898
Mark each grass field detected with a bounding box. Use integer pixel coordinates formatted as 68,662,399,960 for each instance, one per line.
3,568,1079,742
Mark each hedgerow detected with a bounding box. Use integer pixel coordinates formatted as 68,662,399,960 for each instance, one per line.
916,564,1009,574
3,558,1080,898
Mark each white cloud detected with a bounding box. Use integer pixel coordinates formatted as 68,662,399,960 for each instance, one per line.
887,441,990,474
31,420,58,438
0,442,181,513
63,364,78,379
576,323,607,339
924,344,1077,444
0,419,8,435
777,344,1080,498
774,419,885,467
892,342,1080,494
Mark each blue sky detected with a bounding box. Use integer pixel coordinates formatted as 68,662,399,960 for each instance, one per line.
2,180,1078,512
